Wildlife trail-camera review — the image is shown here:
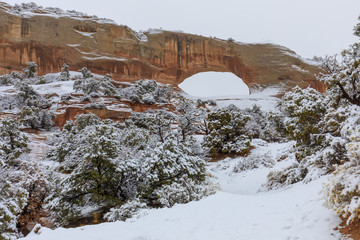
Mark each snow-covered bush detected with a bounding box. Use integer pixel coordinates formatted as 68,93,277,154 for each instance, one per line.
46,114,102,171
203,105,252,156
0,165,28,240
104,199,147,222
323,127,360,224
74,78,99,95
59,63,70,81
22,62,38,79
176,100,202,141
234,152,275,172
261,111,287,142
15,82,51,109
100,74,117,96
0,95,20,112
137,134,207,207
265,163,308,190
19,106,54,130
83,102,106,110
74,72,117,96
47,122,138,224
0,118,47,239
118,80,171,104
243,105,266,139
0,119,30,164
279,86,327,148
126,110,176,143
318,43,360,107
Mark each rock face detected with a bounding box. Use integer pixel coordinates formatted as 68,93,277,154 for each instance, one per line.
0,2,324,92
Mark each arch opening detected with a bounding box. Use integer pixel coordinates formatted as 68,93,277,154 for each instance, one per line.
179,72,249,97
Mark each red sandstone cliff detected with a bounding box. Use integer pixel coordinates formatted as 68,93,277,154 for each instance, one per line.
0,2,324,92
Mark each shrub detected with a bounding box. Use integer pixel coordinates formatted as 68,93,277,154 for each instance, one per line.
19,106,54,130
137,134,206,207
0,119,30,164
203,105,252,156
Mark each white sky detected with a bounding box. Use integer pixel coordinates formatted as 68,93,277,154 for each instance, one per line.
4,0,360,58
179,72,249,97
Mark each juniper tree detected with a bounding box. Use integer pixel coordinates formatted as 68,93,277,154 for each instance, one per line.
22,62,38,78
60,63,70,81
203,105,252,156
0,119,30,164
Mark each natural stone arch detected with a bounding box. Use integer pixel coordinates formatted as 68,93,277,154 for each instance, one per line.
0,2,325,93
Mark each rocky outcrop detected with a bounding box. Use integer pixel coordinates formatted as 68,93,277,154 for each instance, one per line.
0,2,324,92
53,96,174,128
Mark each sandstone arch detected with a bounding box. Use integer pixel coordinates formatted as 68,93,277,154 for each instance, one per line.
0,2,324,93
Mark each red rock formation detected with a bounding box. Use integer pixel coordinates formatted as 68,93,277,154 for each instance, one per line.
0,2,324,93
53,96,174,128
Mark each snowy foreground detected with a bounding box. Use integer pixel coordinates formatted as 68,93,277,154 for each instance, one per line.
24,141,342,240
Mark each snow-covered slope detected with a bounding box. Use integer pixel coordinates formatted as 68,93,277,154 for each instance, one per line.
24,140,342,240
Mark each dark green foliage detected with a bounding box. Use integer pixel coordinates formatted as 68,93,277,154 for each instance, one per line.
80,67,93,79
137,135,206,207
15,82,51,109
60,63,70,81
203,105,252,156
279,86,327,147
0,119,30,164
19,106,54,130
22,62,38,78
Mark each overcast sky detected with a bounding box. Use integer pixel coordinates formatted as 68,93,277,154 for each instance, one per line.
4,0,360,59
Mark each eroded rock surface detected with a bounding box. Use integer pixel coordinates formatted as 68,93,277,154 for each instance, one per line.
0,2,324,92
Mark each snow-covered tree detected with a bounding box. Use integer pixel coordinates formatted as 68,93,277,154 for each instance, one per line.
47,120,138,224
279,86,327,147
137,134,207,207
176,100,201,141
22,62,38,78
100,74,117,96
318,43,360,107
323,124,360,224
19,106,54,130
203,105,252,156
60,63,70,81
15,82,51,109
0,119,30,164
126,110,176,143
117,79,171,104
80,67,93,79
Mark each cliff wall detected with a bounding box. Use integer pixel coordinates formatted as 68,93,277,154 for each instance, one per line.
0,2,324,92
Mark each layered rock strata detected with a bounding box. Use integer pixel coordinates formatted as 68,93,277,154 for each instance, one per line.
0,2,324,92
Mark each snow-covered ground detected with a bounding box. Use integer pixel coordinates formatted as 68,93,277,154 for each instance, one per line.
24,140,342,240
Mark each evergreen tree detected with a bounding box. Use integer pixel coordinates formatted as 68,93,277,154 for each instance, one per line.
0,119,30,164
137,134,206,207
22,62,38,78
203,105,252,156
19,106,54,130
100,74,117,96
60,63,70,81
